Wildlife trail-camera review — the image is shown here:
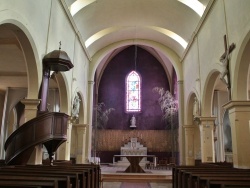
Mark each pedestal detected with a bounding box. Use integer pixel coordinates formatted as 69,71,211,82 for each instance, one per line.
21,99,42,165
199,117,216,163
223,101,250,169
184,125,195,165
74,124,87,164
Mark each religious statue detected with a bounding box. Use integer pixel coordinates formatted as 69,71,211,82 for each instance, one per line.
72,94,81,119
219,48,230,87
130,115,136,128
193,97,199,117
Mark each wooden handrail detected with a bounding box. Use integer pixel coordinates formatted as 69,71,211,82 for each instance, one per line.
4,112,69,165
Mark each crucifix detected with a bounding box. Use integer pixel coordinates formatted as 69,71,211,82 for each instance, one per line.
219,35,236,100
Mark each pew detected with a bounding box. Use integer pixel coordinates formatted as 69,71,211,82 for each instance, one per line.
0,161,101,188
0,169,76,188
24,164,100,188
10,166,90,188
180,168,250,188
0,175,62,188
173,165,232,188
0,167,82,188
173,164,250,188
186,171,250,188
199,176,250,188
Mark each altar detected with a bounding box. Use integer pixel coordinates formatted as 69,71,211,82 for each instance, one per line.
115,137,148,166
113,155,155,173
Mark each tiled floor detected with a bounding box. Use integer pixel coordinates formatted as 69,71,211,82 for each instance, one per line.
102,182,172,188
101,164,172,188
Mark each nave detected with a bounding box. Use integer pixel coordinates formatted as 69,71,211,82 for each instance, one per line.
100,164,172,188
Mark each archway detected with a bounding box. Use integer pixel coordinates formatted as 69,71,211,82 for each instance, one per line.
184,92,201,165
0,23,39,159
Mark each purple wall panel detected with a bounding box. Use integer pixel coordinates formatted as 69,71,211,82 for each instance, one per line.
98,46,170,130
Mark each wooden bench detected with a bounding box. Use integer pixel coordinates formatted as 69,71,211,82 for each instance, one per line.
0,166,85,188
199,176,250,188
0,175,63,188
0,162,101,188
186,171,250,188
14,163,100,188
13,166,89,188
173,164,250,188
23,164,100,188
0,170,73,188
180,168,249,188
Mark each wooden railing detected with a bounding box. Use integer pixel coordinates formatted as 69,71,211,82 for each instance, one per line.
4,112,69,165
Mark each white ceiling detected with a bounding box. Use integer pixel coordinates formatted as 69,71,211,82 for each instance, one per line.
1,0,230,93
70,0,209,58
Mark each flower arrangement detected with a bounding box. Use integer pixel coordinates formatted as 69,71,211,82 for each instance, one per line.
152,87,178,129
96,102,115,129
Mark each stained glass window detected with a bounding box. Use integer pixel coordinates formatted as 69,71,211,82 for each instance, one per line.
126,71,141,112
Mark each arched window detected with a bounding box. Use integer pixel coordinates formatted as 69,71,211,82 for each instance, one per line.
126,71,141,112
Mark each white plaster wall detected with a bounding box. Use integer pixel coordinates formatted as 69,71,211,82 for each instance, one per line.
183,38,199,123
1,0,51,61
1,0,89,116
71,38,90,123
197,0,226,98
183,0,250,119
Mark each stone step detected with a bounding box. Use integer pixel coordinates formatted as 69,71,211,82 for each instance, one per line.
101,173,172,183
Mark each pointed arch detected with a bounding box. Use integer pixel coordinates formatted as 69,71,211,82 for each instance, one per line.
125,70,141,112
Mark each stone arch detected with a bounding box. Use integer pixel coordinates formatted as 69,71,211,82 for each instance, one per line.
184,92,201,165
0,20,40,158
232,29,250,100
0,21,40,99
202,70,220,117
95,45,173,94
53,72,70,114
89,39,182,81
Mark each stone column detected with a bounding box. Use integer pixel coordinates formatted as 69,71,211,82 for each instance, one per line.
86,81,95,162
183,125,195,165
73,124,87,164
57,119,72,160
21,99,42,165
199,117,216,163
223,101,250,169
65,119,72,160
20,99,40,122
177,80,185,165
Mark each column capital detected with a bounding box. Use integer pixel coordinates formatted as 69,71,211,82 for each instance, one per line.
183,125,195,129
177,80,184,85
88,80,95,85
193,116,216,125
223,100,250,110
198,116,217,122
20,99,41,122
73,124,87,129
21,99,41,109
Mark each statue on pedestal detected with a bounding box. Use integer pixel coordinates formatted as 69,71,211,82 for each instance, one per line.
130,115,136,128
193,97,200,117
72,93,81,120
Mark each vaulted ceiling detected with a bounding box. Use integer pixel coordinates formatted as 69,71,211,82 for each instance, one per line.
67,0,210,58
0,0,216,92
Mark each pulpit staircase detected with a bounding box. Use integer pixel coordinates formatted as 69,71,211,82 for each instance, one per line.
4,47,74,165
4,112,69,165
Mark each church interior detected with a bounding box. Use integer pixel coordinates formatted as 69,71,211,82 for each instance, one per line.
1,0,250,187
